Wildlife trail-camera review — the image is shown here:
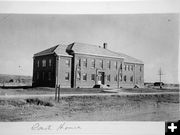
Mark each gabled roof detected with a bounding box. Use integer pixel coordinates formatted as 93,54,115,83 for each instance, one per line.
34,42,143,64
34,44,71,57
67,42,124,59
113,51,144,64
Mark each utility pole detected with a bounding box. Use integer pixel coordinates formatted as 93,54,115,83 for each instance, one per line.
158,67,164,89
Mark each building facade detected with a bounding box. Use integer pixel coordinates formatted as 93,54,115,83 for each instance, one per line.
32,42,144,88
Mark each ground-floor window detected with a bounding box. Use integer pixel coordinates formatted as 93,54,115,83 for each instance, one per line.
48,72,51,81
119,74,122,81
130,76,133,82
91,74,95,81
37,72,39,80
114,75,117,81
139,76,141,82
82,73,87,81
124,75,126,82
77,71,81,80
107,75,110,82
65,72,70,80
42,72,45,80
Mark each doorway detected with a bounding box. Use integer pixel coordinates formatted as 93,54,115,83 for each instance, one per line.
98,72,105,84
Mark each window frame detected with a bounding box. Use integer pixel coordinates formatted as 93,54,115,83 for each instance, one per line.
49,59,52,67
91,59,95,68
65,72,70,81
124,75,127,82
65,59,70,67
91,74,96,81
82,73,87,81
42,59,46,67
130,76,133,82
82,58,87,67
107,74,111,82
99,60,103,69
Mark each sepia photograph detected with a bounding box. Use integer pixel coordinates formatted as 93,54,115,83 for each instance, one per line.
0,13,179,122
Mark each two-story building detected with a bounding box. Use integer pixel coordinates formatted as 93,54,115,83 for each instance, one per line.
32,42,144,88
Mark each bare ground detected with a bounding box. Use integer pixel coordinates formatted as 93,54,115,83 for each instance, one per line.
0,93,179,121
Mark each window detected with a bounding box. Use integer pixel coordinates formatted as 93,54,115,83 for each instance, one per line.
37,60,39,68
120,63,122,70
124,75,126,82
124,65,127,71
37,72,39,80
77,58,81,67
77,71,81,80
48,72,51,81
82,73,87,81
114,75,117,81
139,76,142,82
42,59,46,67
119,74,122,81
42,72,45,80
107,75,110,82
49,59,52,67
83,58,87,67
99,60,103,69
131,65,133,71
65,72,69,80
107,61,111,69
140,66,142,72
65,59,70,67
128,65,130,71
91,74,95,81
130,76,133,82
114,61,118,69
91,59,95,68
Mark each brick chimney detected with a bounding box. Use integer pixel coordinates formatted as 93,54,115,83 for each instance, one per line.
103,43,107,49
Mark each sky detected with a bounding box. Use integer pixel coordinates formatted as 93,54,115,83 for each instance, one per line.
0,14,179,84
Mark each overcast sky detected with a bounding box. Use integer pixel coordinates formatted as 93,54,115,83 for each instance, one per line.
0,14,178,83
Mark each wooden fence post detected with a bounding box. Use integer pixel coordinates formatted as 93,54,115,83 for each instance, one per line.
58,84,60,102
55,85,57,100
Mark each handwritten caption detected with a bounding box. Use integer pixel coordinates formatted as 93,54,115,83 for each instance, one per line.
31,122,81,133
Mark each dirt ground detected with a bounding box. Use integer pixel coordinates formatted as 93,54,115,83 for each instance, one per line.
0,93,179,121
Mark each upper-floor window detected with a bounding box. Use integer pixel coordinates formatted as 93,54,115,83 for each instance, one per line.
82,73,87,81
128,65,130,71
131,65,133,71
77,58,81,67
37,60,39,68
130,76,133,82
82,58,87,67
91,59,95,68
140,66,142,72
124,65,127,71
65,59,70,67
107,75,110,82
99,60,103,69
42,59,46,67
124,75,127,82
114,61,118,69
49,59,52,67
65,72,70,80
107,61,111,69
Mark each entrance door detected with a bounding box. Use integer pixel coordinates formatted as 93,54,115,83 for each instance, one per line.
98,72,105,84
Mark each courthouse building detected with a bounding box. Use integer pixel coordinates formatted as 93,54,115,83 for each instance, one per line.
32,42,144,88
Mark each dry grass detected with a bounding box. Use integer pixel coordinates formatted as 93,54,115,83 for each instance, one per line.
0,93,179,121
